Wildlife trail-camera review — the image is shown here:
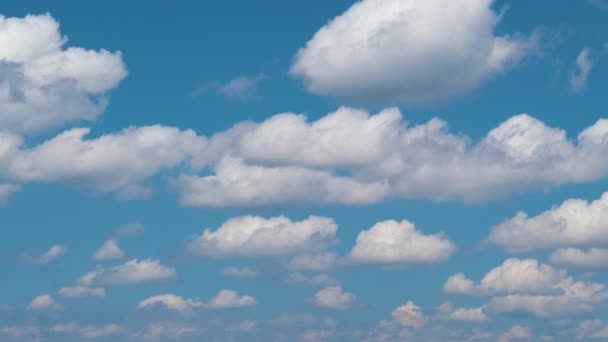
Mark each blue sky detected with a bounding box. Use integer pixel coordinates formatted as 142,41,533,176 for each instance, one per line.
1,0,608,341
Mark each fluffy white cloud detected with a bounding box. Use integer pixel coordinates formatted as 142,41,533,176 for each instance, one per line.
286,272,339,287
445,258,608,318
2,125,205,197
137,294,203,312
550,248,608,269
175,107,608,207
27,294,61,311
205,289,256,309
92,240,125,261
489,192,608,252
438,302,488,322
570,48,593,93
0,14,126,133
499,326,531,342
52,323,121,340
222,266,257,278
391,301,427,328
291,0,534,103
188,215,337,257
348,219,454,264
314,286,355,310
57,286,105,298
26,244,67,264
78,259,175,286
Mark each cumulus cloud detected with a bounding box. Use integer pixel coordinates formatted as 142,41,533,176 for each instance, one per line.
137,294,203,312
222,266,258,278
390,301,427,328
570,48,593,92
0,14,126,133
25,244,67,264
27,294,61,311
444,258,608,318
489,192,608,252
550,248,608,269
291,0,535,104
348,219,454,264
137,290,255,312
438,302,488,322
52,323,121,340
57,286,105,298
187,215,337,257
499,326,531,342
174,107,608,207
1,125,205,198
92,240,125,261
314,286,355,310
205,289,256,309
78,259,175,286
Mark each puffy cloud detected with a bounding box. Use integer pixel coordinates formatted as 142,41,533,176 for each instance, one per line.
489,192,608,252
314,286,355,310
498,326,531,342
175,107,608,207
286,272,339,286
52,323,121,339
550,248,608,269
2,125,205,198
57,286,105,298
438,302,488,322
205,289,256,309
348,219,454,264
78,259,175,286
391,301,427,328
92,240,125,261
222,266,258,278
0,14,126,133
570,48,593,93
25,244,66,264
137,294,202,312
27,294,61,311
291,0,534,104
187,215,337,257
445,258,608,318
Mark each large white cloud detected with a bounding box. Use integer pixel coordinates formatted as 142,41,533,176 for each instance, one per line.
291,0,534,103
0,14,126,133
348,219,454,264
1,125,206,197
550,248,608,269
444,258,608,318
187,215,337,257
489,192,608,252
175,107,608,208
78,259,175,286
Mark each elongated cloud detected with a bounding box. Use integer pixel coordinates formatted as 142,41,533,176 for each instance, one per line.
78,259,175,286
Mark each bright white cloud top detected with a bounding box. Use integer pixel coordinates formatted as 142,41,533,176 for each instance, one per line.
78,259,176,286
291,0,534,103
314,286,356,310
0,14,126,133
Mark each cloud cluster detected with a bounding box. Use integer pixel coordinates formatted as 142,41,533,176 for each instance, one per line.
444,258,608,317
291,0,535,104
314,286,356,310
137,290,256,312
78,259,175,286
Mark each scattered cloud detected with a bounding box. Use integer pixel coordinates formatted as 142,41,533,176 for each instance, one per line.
57,286,105,298
113,223,144,238
499,326,532,342
52,322,121,340
437,302,488,322
92,240,126,261
286,272,339,287
217,74,265,100
222,266,258,278
314,286,355,310
570,47,593,92
137,294,203,312
25,244,67,265
205,289,256,309
27,294,61,311
78,259,175,286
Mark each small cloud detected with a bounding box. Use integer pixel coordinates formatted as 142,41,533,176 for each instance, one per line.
314,286,355,310
217,74,265,100
223,266,258,278
57,286,106,298
27,294,62,311
113,223,144,238
24,245,67,265
570,47,593,93
92,240,126,261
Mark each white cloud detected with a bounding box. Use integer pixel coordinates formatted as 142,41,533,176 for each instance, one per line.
223,266,257,278
26,244,67,264
438,302,488,322
291,0,534,104
550,248,608,269
205,289,256,309
175,107,608,207
314,286,355,310
27,294,61,311
52,323,121,340
57,286,105,298
188,215,337,257
137,294,203,312
0,14,126,133
489,192,608,252
3,125,205,198
217,74,265,100
348,219,454,264
570,48,593,93
499,326,531,342
137,321,204,341
92,240,126,261
391,301,427,328
78,259,175,286
577,319,608,339
445,258,608,318
286,272,339,286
